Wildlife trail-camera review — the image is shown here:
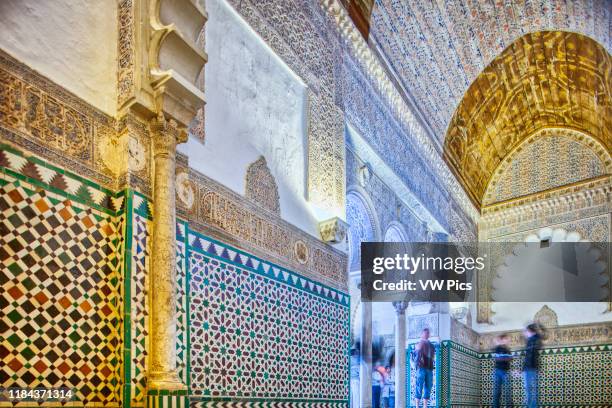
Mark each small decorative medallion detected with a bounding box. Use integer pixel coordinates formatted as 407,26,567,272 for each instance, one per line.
358,163,372,187
294,240,309,265
176,171,195,209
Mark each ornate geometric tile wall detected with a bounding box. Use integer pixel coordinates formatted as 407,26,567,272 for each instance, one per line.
188,230,350,406
175,221,189,389
0,144,125,407
480,344,612,407
435,340,612,408
125,193,152,408
446,342,480,408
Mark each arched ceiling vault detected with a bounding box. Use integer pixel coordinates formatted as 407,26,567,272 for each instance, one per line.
443,31,611,208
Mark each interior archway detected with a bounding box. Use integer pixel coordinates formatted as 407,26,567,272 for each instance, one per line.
444,31,612,208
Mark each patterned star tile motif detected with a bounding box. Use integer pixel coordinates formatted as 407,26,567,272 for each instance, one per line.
368,0,612,142
187,230,350,402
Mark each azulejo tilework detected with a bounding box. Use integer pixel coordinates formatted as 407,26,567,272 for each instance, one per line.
481,344,612,407
129,192,350,406
127,206,151,408
430,341,612,408
188,229,350,404
0,150,124,406
0,145,124,215
175,222,189,388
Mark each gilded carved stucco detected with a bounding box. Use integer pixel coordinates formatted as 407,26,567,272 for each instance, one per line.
307,90,346,214
483,128,612,206
445,31,612,208
368,1,611,143
534,305,559,329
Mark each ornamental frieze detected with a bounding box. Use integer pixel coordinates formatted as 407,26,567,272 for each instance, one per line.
176,164,347,290
478,321,612,351
0,50,119,190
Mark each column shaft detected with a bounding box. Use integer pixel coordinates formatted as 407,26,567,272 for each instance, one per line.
360,301,372,408
148,116,185,390
394,304,407,408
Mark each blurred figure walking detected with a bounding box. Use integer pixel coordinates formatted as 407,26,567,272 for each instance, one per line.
492,334,513,408
523,324,541,408
372,365,383,408
382,365,395,408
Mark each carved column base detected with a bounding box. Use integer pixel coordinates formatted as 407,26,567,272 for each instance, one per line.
147,370,186,391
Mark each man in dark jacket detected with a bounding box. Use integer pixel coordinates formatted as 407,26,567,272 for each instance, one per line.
523,324,541,408
492,334,513,408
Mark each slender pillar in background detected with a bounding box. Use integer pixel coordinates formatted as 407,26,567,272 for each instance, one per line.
148,115,187,390
360,299,373,408
393,301,409,408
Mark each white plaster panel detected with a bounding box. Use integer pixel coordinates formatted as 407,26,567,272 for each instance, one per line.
0,0,118,115
179,0,316,235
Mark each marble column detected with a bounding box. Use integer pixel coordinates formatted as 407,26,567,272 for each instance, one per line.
393,301,409,408
360,299,372,408
148,115,187,390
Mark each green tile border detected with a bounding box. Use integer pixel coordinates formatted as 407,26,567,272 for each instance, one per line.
187,228,350,307
122,190,136,408
0,143,122,215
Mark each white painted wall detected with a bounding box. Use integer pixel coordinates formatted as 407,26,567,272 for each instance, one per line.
179,0,318,236
0,0,117,115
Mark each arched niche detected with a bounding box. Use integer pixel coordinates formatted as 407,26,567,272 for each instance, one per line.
483,128,612,206
346,187,381,272
384,221,409,243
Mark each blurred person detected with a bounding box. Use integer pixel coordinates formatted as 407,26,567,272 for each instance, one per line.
372,365,383,408
492,334,513,408
523,323,541,408
382,365,395,408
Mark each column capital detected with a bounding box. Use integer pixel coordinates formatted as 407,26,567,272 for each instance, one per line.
319,216,348,243
393,301,409,315
150,114,188,156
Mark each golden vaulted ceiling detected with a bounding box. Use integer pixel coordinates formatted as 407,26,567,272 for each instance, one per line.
443,31,612,208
